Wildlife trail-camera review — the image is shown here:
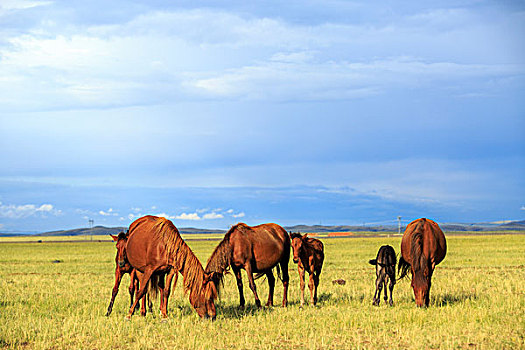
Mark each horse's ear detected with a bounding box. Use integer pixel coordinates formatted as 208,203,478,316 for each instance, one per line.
110,234,118,241
303,233,308,239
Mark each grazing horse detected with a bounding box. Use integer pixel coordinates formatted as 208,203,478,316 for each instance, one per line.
369,245,396,306
290,232,324,307
105,232,154,317
125,216,218,319
398,218,447,307
205,223,290,308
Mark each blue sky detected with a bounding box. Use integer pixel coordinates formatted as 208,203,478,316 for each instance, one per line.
0,0,524,232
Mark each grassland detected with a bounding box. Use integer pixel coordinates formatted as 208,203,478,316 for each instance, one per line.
0,234,524,349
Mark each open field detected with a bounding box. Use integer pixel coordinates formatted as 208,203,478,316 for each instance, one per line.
1,234,524,349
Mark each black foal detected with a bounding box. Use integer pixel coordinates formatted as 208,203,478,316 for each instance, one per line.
369,245,396,306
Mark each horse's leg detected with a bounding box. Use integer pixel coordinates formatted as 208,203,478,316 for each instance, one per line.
244,264,261,308
128,270,136,310
298,264,306,308
106,268,123,316
308,271,315,305
280,259,290,307
265,270,275,307
232,266,245,309
140,291,147,316
313,272,320,305
160,269,177,319
126,269,154,319
388,273,395,306
383,273,389,304
375,272,384,306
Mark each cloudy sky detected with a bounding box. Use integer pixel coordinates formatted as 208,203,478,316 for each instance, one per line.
0,0,524,232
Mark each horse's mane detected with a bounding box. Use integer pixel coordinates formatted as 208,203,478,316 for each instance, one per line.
410,218,428,273
151,216,217,301
398,219,428,281
205,224,239,290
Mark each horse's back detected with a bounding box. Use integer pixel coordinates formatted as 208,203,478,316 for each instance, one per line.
231,223,289,271
401,218,446,266
377,245,396,266
126,216,169,272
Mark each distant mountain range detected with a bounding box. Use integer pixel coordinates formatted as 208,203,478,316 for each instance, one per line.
1,220,524,237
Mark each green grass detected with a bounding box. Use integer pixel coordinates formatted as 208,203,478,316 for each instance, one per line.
0,235,524,349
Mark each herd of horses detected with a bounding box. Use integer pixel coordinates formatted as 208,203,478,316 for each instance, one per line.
106,216,447,320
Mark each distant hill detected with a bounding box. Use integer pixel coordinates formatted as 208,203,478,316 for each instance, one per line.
1,220,523,237
287,221,525,233
33,225,226,237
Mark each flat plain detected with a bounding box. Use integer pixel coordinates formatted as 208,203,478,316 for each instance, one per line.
0,234,524,349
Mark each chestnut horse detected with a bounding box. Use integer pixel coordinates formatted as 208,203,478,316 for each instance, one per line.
125,216,217,319
205,223,290,308
398,218,447,307
290,232,324,307
105,231,154,317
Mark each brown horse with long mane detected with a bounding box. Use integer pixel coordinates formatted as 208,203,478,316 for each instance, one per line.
125,215,218,319
205,223,290,308
398,218,447,307
290,232,324,307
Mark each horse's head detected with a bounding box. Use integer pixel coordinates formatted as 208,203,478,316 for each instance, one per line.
110,231,129,270
191,272,219,320
411,264,431,307
290,232,307,263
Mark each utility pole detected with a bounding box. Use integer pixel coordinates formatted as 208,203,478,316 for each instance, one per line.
397,216,402,235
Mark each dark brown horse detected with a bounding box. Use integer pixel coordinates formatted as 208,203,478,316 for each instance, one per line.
125,216,217,319
290,232,324,307
398,218,447,307
205,223,290,308
369,245,396,306
105,231,154,317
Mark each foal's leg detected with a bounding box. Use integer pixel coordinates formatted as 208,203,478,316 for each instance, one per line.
232,266,245,308
265,270,275,307
126,269,154,319
298,264,306,308
245,264,262,308
312,272,320,305
308,271,315,305
388,273,395,306
383,273,389,304
374,272,384,306
106,268,123,316
129,270,136,310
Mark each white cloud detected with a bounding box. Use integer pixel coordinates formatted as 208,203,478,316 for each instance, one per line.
521,206,525,211
98,208,118,216
232,212,246,218
0,201,61,219
0,7,522,111
175,212,201,221
202,212,224,220
0,0,52,11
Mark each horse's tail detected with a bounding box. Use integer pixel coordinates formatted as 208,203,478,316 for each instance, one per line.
148,274,160,300
397,256,411,281
369,259,377,265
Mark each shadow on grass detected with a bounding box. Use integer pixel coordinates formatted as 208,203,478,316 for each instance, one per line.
433,292,477,307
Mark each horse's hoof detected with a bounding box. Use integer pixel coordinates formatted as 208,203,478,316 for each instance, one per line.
124,316,131,321
160,318,168,323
